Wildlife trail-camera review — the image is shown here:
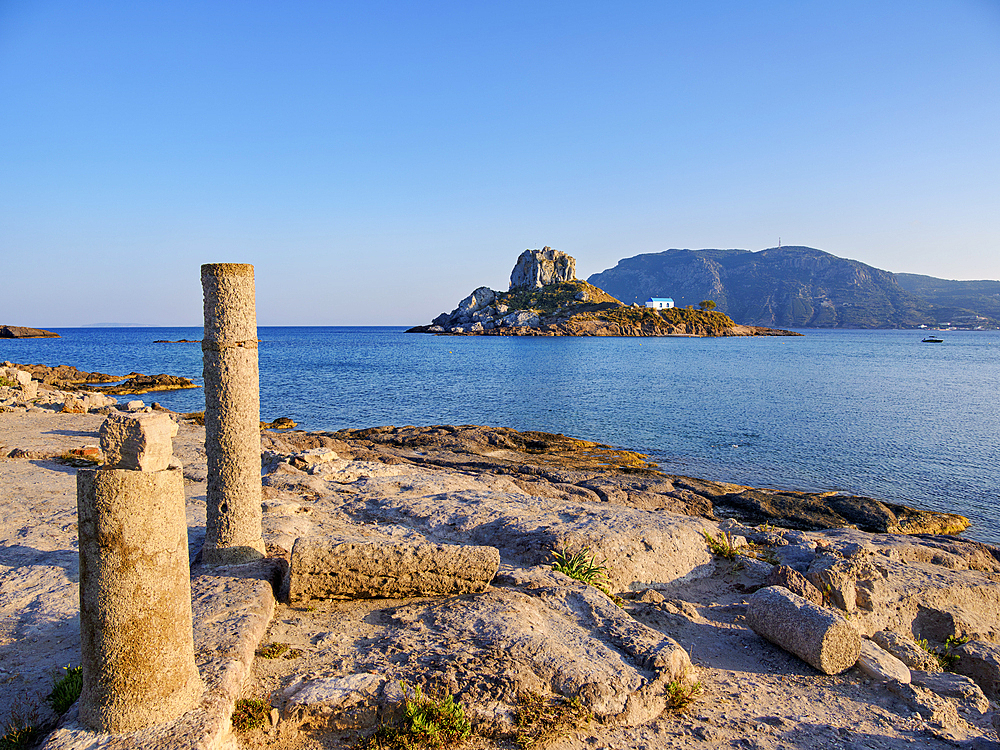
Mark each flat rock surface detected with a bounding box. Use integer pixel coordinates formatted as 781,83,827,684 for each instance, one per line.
3,411,999,750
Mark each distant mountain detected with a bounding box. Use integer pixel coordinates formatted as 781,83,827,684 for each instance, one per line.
587,246,999,329
894,274,1000,327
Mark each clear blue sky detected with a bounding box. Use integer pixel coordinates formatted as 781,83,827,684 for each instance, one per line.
2,1,998,326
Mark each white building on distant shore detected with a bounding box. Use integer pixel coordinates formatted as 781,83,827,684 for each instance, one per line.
645,297,675,309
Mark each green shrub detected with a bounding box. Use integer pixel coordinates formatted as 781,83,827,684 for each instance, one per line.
231,697,270,733
361,683,471,748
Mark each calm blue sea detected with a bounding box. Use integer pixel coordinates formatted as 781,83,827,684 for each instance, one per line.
4,327,998,545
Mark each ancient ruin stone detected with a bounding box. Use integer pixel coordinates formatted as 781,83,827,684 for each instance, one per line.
201,263,266,564
746,585,861,675
509,247,576,290
76,466,202,732
288,538,500,601
99,411,177,472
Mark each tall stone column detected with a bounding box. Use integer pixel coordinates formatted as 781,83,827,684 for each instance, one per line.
201,263,266,564
77,413,202,732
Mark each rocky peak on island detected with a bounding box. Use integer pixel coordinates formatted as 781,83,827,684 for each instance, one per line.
509,246,577,290
408,248,798,338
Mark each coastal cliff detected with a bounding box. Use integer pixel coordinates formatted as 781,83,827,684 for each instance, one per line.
409,247,799,337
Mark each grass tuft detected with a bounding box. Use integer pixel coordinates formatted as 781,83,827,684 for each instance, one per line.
917,635,970,671
0,717,39,750
46,665,82,715
666,680,702,711
551,544,621,605
231,697,270,734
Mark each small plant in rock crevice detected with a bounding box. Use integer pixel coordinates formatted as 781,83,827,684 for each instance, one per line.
917,635,970,671
550,544,621,605
359,682,471,749
46,665,82,715
255,642,289,659
512,691,591,749
702,530,743,560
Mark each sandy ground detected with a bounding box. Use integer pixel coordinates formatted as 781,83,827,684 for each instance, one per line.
2,409,997,750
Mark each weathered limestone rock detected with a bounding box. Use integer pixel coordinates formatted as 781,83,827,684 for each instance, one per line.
76,466,202,732
281,673,392,731
857,639,910,683
99,412,177,472
911,670,991,715
804,545,1000,641
887,680,963,728
871,630,942,672
509,247,576,290
746,585,861,674
953,640,1000,701
455,286,495,317
201,263,266,565
766,564,824,606
288,538,500,601
288,448,339,470
501,310,541,328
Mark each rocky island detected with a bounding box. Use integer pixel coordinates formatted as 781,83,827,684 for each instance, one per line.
408,247,800,337
0,325,60,338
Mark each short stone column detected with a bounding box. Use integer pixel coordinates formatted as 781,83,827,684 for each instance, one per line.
77,413,202,732
200,263,266,564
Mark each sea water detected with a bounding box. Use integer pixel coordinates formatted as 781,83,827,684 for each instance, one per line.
4,327,998,544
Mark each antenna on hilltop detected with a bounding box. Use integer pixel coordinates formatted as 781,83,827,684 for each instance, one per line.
778,237,781,248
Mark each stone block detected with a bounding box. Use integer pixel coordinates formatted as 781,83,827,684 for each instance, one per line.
99,411,176,472
746,585,861,675
871,631,941,672
857,639,910,683
288,538,501,602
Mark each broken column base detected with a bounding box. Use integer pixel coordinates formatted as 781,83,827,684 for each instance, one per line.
77,466,203,733
288,538,501,602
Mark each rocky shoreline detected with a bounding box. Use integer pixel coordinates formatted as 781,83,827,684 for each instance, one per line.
3,369,1000,750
